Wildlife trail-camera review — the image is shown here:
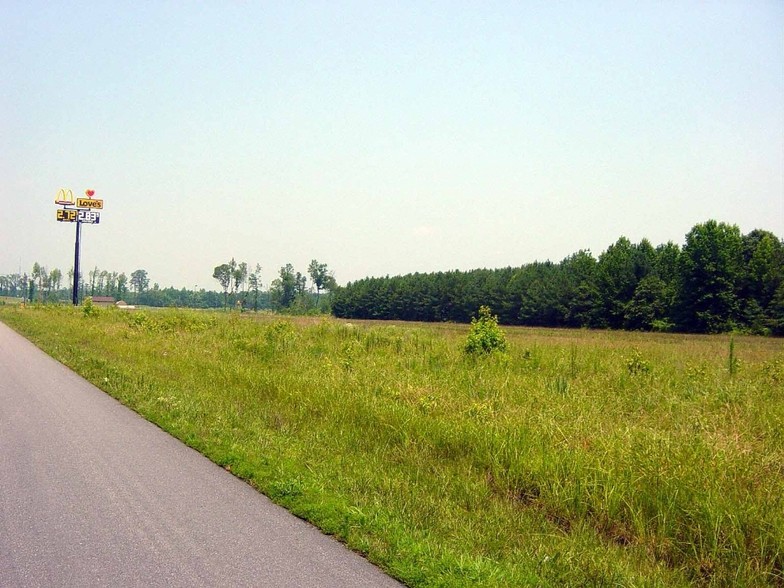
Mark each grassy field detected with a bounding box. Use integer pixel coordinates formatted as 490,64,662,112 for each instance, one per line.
1,304,782,586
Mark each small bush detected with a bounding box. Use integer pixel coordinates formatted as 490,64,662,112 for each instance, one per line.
128,311,149,329
81,297,100,318
465,306,507,355
651,319,674,332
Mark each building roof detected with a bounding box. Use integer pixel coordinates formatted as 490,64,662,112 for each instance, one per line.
91,296,116,303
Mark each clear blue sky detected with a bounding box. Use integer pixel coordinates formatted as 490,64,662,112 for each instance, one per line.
2,1,782,289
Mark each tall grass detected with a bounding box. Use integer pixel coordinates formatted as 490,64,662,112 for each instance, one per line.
2,304,783,586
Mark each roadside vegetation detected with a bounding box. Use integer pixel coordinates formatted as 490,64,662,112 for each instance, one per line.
2,304,782,586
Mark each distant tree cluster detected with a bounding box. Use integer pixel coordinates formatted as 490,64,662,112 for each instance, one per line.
1,264,73,303
268,259,336,313
132,283,230,309
0,272,31,300
212,258,335,313
331,221,784,335
1,264,135,304
81,266,229,308
212,258,259,309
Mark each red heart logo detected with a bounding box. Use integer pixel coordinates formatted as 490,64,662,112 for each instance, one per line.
86,189,95,197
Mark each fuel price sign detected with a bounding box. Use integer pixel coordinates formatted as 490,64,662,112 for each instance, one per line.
56,208,77,222
78,209,100,224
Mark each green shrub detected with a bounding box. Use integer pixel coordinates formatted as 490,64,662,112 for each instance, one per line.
81,297,100,318
464,305,507,354
651,319,674,332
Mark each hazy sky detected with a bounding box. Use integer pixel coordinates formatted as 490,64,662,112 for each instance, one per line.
2,1,782,290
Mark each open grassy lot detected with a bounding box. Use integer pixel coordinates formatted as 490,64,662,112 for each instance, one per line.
2,304,782,586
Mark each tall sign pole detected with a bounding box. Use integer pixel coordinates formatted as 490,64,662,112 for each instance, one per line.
55,188,103,305
73,219,81,305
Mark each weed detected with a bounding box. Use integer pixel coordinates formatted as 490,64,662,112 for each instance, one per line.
625,348,651,375
467,400,494,422
270,477,304,500
762,358,783,383
686,363,708,380
340,339,364,371
548,374,570,396
728,335,739,377
569,344,578,378
263,320,297,352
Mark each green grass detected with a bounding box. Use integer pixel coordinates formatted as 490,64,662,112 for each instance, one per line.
2,304,783,586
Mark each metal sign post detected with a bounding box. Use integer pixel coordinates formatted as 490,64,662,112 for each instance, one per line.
73,219,81,305
55,188,103,305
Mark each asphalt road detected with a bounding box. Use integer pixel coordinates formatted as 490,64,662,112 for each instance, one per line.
0,322,402,588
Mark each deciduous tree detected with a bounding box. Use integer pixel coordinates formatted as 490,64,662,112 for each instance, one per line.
308,259,336,303
212,264,232,309
676,220,743,333
270,264,298,309
130,269,150,297
247,264,262,311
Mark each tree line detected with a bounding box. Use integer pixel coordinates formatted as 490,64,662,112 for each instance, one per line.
1,257,337,313
5,221,780,334
0,265,229,309
331,221,784,335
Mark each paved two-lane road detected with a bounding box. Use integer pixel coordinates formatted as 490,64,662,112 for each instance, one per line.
0,322,402,587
